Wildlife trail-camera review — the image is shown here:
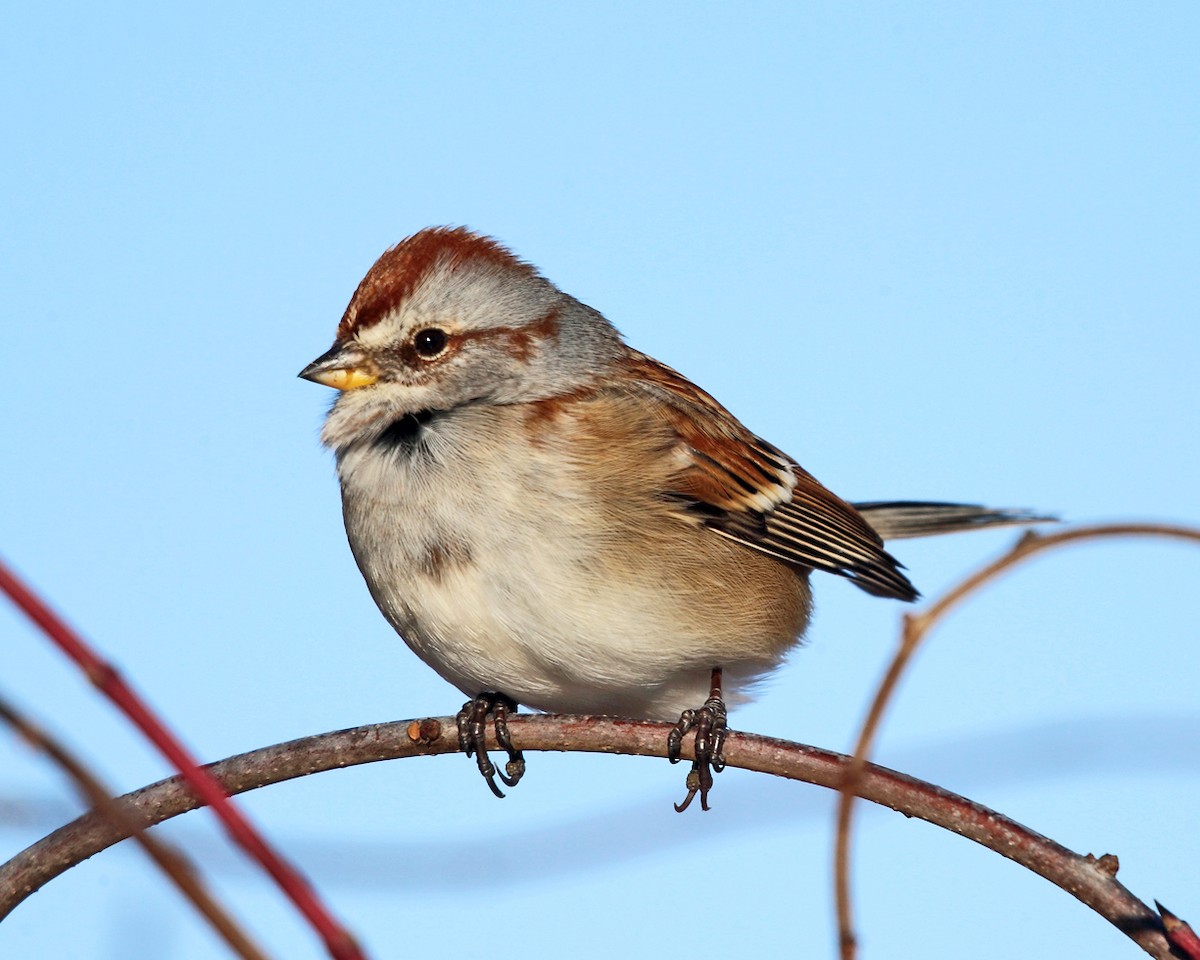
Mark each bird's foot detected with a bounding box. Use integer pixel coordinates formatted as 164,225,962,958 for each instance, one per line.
456,692,526,798
667,668,728,812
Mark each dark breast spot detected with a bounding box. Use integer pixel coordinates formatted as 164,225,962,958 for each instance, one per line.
373,410,435,453
420,538,474,583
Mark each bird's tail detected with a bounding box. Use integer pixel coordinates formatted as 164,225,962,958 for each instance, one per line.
853,501,1055,542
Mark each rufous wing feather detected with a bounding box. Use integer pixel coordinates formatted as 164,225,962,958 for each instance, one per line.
622,351,918,601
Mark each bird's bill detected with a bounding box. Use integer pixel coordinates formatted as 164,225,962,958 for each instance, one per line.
298,344,380,390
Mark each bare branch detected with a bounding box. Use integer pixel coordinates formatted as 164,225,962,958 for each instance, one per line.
0,556,364,960
834,522,1200,959
0,714,1176,955
0,691,270,960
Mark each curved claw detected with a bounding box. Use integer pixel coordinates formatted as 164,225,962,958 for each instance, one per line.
456,693,526,798
490,696,526,787
668,669,729,812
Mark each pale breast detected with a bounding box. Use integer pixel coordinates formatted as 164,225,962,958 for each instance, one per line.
335,396,812,719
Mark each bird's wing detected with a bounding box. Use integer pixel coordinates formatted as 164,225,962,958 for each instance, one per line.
621,350,918,600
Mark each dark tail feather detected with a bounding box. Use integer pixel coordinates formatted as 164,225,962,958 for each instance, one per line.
853,501,1055,542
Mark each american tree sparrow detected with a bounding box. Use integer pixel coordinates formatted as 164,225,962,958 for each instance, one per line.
301,227,1047,810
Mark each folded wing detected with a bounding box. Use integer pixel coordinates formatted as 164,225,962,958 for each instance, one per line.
623,351,919,601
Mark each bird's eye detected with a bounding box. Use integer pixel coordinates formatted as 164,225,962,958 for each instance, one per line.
412,328,449,359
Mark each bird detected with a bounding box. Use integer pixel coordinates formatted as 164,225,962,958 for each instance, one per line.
300,226,1048,810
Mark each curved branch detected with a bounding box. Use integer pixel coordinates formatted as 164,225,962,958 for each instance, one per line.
0,714,1171,955
0,555,362,960
0,692,268,960
835,522,1200,959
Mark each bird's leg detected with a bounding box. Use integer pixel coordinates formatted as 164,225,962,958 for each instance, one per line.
667,667,728,812
489,695,526,787
456,692,526,798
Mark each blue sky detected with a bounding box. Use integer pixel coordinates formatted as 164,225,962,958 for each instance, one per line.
2,3,1198,958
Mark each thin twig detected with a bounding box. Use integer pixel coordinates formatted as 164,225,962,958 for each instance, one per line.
834,523,1200,960
0,557,364,960
0,714,1179,957
0,692,270,960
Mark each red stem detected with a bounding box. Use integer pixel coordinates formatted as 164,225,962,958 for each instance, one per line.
0,557,365,960
1158,903,1200,960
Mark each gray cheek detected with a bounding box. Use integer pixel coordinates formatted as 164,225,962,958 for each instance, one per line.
441,343,534,404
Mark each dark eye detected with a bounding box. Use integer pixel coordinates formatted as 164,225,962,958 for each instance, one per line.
413,327,449,359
